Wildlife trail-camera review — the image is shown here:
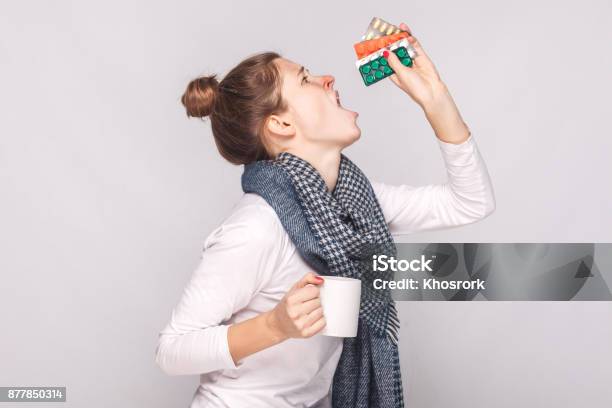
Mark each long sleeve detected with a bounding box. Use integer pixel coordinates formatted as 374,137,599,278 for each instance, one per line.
154,204,286,376
372,134,496,236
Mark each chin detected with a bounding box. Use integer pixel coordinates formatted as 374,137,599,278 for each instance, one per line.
343,126,361,147
351,122,362,139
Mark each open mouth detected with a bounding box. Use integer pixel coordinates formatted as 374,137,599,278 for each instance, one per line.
333,89,358,118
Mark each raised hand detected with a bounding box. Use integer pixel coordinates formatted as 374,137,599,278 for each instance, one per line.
384,22,447,109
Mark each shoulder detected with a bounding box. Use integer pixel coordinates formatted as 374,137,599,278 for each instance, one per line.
369,180,399,204
203,193,286,250
227,193,282,229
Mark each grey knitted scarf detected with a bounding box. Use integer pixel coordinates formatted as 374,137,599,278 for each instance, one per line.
241,151,404,408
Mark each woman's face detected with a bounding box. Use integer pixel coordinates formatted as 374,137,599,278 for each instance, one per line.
272,58,360,152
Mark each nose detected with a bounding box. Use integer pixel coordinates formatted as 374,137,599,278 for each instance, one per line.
316,74,335,90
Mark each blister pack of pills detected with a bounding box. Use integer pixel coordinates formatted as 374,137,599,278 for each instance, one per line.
362,17,405,40
354,17,418,86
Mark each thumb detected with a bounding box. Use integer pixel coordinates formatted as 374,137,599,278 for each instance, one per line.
383,47,419,90
383,48,404,73
293,272,324,290
384,47,414,75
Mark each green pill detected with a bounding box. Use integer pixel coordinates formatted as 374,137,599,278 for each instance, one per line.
360,64,371,74
375,70,383,79
371,61,380,70
383,66,392,74
380,58,388,66
401,58,413,67
396,48,407,58
366,74,375,83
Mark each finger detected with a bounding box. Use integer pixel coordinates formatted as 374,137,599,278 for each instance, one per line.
301,315,326,337
384,48,401,72
300,297,322,314
406,34,428,62
383,48,413,76
290,284,321,304
302,307,324,328
293,272,324,290
398,22,412,34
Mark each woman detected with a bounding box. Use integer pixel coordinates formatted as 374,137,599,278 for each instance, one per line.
155,22,495,408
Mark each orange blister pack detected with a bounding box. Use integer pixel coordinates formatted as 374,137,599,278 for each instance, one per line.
353,32,410,60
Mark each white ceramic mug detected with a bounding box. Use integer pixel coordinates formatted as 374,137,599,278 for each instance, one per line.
318,276,361,337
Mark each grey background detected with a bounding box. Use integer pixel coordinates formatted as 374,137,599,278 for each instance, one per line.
1,0,611,407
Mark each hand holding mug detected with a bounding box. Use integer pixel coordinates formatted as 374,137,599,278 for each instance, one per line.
265,272,326,340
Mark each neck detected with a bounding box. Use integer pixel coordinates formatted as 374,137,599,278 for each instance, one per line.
286,145,342,193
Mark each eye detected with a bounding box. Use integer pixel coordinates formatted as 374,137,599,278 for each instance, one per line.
301,75,310,85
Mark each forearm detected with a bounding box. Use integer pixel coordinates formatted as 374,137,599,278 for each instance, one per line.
422,82,471,145
227,309,288,364
155,325,238,376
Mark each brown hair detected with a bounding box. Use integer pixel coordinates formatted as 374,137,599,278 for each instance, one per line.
181,52,286,165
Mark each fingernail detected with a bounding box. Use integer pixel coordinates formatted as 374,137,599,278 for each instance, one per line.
315,276,324,283
383,50,389,58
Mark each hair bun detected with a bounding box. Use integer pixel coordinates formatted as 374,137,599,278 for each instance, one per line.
181,75,219,118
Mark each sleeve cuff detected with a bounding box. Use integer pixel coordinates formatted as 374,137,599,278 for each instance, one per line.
217,324,242,370
436,132,474,152
436,132,480,165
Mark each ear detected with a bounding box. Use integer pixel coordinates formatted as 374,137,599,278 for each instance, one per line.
265,114,296,138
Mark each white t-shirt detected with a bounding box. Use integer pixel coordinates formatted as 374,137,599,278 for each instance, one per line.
155,134,495,408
